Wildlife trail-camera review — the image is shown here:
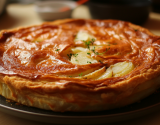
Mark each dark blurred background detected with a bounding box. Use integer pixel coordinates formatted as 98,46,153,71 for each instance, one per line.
7,0,160,13
4,0,160,25
8,0,160,13
8,0,160,12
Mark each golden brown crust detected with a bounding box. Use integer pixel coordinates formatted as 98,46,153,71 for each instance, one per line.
0,19,160,112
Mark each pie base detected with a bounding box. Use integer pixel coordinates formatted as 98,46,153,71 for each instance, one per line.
1,70,160,112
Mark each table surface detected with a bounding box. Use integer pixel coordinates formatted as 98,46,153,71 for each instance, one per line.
1,3,160,125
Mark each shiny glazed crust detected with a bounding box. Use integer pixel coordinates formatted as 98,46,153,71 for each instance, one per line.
0,19,160,112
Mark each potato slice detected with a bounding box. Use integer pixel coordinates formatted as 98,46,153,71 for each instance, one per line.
74,31,94,42
71,51,98,65
112,61,134,77
73,61,134,79
71,47,89,54
97,61,134,79
97,67,113,79
82,67,106,79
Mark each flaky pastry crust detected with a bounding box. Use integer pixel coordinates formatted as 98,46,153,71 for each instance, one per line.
0,19,160,112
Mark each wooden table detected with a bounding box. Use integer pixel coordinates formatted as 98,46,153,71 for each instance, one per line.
0,3,160,125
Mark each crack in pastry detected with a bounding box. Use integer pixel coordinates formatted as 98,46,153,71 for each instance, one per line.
0,19,160,112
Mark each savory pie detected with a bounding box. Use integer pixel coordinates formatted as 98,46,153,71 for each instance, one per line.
0,19,160,112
